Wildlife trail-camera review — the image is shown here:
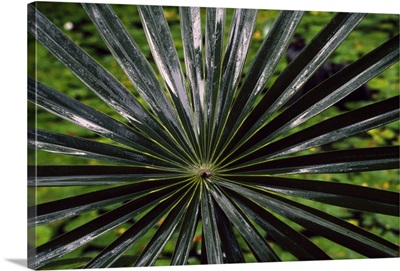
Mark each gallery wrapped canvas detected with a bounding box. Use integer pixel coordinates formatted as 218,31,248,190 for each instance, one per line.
28,1,399,269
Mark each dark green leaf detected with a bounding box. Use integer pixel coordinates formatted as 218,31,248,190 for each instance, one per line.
138,5,200,157
204,8,226,160
29,179,189,226
28,4,399,267
28,128,179,169
210,183,280,262
84,187,187,268
215,11,304,159
171,185,201,265
180,7,204,141
219,181,400,258
29,182,188,269
229,146,399,174
214,203,245,263
229,190,331,260
28,165,184,186
200,181,223,264
28,78,188,166
224,13,365,156
227,96,399,167
82,4,196,161
135,183,198,266
226,35,399,162
27,5,167,141
211,9,258,159
222,175,399,216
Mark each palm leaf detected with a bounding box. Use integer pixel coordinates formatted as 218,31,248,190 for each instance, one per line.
82,4,197,161
215,10,304,157
214,203,246,263
134,184,197,266
221,13,366,156
219,181,399,257
138,5,200,156
27,5,162,137
210,8,258,157
210,182,280,262
171,185,201,265
29,179,188,227
204,7,226,161
229,146,399,174
222,35,399,163
29,181,190,267
224,95,399,167
221,175,399,215
232,193,332,260
28,165,183,186
200,181,224,264
28,3,399,269
84,185,192,268
28,78,188,166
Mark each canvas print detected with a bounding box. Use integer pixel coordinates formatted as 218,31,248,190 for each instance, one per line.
27,1,400,269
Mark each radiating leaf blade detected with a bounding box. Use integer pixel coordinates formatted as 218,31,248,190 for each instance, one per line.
200,182,223,264
210,9,258,160
28,179,188,227
27,4,167,141
134,184,197,266
204,8,226,161
229,146,399,174
227,96,399,167
28,165,184,186
171,185,201,265
29,183,186,269
210,183,280,262
28,78,187,165
84,188,186,268
228,35,399,160
138,5,199,156
28,128,178,168
219,181,400,258
215,11,304,159
222,175,399,216
82,4,196,161
226,13,366,155
180,7,204,138
229,190,331,260
213,202,245,263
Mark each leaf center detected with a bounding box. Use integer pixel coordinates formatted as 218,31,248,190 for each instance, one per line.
198,168,213,179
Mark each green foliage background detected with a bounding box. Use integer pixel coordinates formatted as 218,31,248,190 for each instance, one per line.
28,2,399,266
